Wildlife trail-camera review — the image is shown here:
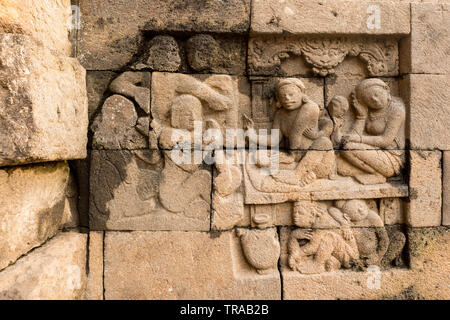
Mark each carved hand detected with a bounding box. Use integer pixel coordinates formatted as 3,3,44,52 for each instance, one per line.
351,91,368,118
303,127,318,140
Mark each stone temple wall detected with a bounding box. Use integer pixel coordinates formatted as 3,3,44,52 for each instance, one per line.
0,0,449,300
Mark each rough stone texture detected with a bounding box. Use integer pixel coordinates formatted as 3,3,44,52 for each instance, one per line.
251,0,410,35
89,150,211,231
401,74,450,150
0,34,88,167
78,0,251,70
86,231,103,300
86,71,117,120
0,162,69,271
0,232,87,300
444,152,450,226
407,151,442,227
0,0,72,55
401,3,450,74
281,226,450,299
91,95,149,150
104,231,280,299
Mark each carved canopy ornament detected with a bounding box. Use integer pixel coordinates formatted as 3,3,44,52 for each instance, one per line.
248,36,398,76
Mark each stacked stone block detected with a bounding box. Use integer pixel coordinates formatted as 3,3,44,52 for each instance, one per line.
0,0,89,299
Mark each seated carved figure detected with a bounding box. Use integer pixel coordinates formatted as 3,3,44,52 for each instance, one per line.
156,95,211,214
338,79,405,185
244,78,334,188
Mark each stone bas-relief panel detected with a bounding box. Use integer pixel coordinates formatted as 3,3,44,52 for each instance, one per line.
89,150,211,231
151,72,251,149
248,36,399,77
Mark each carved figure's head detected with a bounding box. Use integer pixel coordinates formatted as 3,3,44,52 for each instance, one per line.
292,202,315,227
335,199,369,222
186,34,219,72
328,95,349,119
276,78,306,111
355,78,391,111
170,94,202,131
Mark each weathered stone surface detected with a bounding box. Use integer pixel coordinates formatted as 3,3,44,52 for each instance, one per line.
444,152,450,226
0,0,72,54
89,150,211,231
401,74,450,150
186,34,246,75
401,3,450,74
91,72,151,150
86,232,103,300
86,71,117,120
78,0,251,70
0,34,88,167
91,95,149,150
281,226,450,299
251,0,410,35
0,162,69,271
104,231,280,299
407,151,442,227
0,232,87,300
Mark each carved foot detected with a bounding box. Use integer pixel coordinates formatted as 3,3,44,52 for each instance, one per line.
299,171,317,187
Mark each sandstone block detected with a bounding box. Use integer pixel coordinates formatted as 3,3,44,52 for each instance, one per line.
89,150,211,231
85,232,104,300
444,152,450,226
0,34,88,167
104,231,280,299
401,74,450,150
407,151,442,227
401,3,450,74
0,232,87,300
251,0,410,35
0,162,69,271
78,0,250,70
0,0,72,55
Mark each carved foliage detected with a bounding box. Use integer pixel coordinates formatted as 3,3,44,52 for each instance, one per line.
249,36,398,76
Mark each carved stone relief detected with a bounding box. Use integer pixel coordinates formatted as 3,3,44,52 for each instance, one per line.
249,36,399,77
87,38,408,277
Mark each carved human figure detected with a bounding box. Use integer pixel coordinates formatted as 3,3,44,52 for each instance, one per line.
338,79,405,185
328,95,350,147
156,95,211,214
328,199,389,266
244,78,334,187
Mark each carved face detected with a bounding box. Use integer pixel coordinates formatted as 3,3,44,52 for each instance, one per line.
292,204,314,227
278,85,304,110
363,86,390,110
342,200,369,222
170,95,203,131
